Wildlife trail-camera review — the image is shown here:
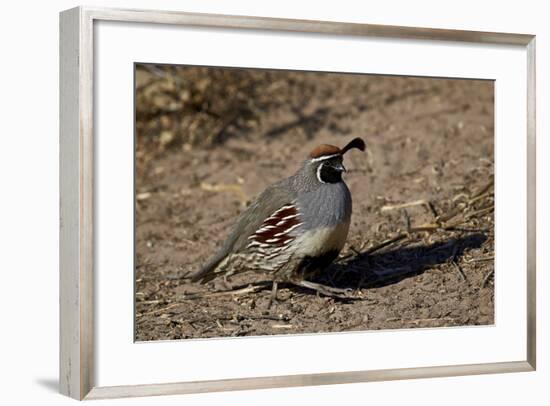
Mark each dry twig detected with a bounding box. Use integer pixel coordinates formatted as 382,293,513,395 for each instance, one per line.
381,199,429,212
481,269,495,288
180,282,272,299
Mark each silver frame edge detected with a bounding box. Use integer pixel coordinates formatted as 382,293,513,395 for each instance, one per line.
60,6,94,400
59,6,537,401
86,361,533,400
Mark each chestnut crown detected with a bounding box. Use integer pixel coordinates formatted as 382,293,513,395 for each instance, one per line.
309,137,366,160
305,137,366,184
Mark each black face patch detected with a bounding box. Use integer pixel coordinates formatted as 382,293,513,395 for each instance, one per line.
318,158,344,184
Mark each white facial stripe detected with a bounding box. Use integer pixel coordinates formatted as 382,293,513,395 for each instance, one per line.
317,163,327,184
310,153,340,162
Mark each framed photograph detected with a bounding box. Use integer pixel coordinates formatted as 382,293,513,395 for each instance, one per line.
60,6,536,400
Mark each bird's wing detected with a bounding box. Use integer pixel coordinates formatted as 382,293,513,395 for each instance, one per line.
230,181,298,252
192,180,297,283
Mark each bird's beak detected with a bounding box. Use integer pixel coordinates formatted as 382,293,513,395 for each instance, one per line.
334,163,347,173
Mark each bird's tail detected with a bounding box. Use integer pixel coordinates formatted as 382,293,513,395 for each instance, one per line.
191,251,226,283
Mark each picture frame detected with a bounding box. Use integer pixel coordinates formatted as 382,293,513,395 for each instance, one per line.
59,6,536,400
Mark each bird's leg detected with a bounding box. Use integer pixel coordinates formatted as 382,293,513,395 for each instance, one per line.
291,279,361,300
267,281,278,309
220,274,232,290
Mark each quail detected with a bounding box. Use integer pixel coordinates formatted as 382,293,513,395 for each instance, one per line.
192,137,366,301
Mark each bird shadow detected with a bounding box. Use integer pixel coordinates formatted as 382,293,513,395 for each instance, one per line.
187,233,487,302
310,233,487,294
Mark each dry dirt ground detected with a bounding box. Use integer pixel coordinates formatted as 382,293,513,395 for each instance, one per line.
135,65,494,341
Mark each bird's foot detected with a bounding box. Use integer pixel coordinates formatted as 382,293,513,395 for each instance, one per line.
291,279,362,300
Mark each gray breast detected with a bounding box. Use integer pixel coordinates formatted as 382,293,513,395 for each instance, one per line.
297,181,352,230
